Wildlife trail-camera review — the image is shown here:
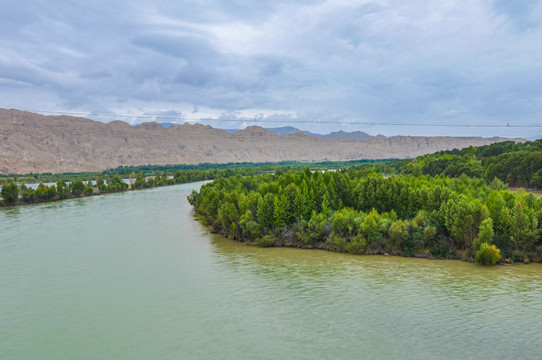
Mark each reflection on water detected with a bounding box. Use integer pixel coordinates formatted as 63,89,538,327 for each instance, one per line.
1,182,542,360
208,228,542,359
210,230,541,292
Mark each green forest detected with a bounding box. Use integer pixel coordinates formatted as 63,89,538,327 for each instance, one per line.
396,139,542,188
189,168,542,265
1,160,383,206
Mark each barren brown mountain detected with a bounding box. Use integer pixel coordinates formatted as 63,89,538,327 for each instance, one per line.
0,109,516,174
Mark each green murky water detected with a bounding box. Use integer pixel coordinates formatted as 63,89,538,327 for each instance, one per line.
1,182,541,359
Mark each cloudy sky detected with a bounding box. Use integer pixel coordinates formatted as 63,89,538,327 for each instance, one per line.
1,0,541,137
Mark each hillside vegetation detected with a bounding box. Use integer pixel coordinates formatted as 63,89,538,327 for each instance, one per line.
397,139,542,189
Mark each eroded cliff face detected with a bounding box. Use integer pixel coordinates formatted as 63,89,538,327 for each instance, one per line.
0,109,515,174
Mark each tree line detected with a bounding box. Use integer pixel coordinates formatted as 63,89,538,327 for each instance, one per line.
0,177,129,206
189,169,542,265
1,164,341,207
397,139,542,188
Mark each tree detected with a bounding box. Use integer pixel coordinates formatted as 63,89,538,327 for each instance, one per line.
294,185,312,221
239,211,262,240
84,183,94,195
422,226,437,243
57,180,69,199
478,218,494,244
71,180,85,196
35,183,48,200
47,185,58,199
257,193,275,229
273,194,289,228
472,218,494,253
388,220,410,250
475,243,501,265
218,202,240,238
360,209,379,238
1,183,19,205
508,199,538,250
21,184,36,203
442,196,484,249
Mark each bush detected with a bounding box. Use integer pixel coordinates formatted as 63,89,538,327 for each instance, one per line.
303,214,329,245
493,233,513,259
1,183,19,205
257,234,276,247
345,235,366,254
239,211,262,240
475,243,501,265
326,235,348,252
71,180,85,196
511,250,524,263
422,225,437,244
388,220,410,250
403,229,423,256
429,242,455,258
84,184,94,196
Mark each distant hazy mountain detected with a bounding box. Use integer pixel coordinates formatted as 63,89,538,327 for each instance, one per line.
266,126,304,136
157,122,178,128
168,124,380,141
218,126,305,135
318,130,372,141
256,126,376,141
131,122,179,128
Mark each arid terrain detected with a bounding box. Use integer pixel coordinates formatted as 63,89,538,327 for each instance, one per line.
0,109,518,174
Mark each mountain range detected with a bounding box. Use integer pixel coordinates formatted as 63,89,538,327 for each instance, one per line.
178,125,381,141
0,109,521,174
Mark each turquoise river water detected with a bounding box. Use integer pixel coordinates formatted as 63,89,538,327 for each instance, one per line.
1,182,542,359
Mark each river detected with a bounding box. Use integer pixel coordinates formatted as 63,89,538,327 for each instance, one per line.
1,182,541,359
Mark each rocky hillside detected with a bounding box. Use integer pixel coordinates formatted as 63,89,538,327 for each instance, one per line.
0,109,517,174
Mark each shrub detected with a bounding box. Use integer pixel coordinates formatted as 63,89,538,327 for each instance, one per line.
429,242,454,258
345,235,366,254
71,180,85,196
471,238,482,253
257,234,276,247
422,225,437,244
239,211,262,240
475,243,501,265
84,184,94,196
511,250,524,263
493,233,513,259
303,213,329,245
388,220,410,250
326,235,348,252
1,183,19,204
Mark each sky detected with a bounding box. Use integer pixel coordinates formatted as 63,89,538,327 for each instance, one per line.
1,0,541,138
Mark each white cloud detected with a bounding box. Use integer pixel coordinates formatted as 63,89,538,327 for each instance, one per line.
0,0,541,137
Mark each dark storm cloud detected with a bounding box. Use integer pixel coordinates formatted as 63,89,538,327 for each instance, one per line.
0,0,541,137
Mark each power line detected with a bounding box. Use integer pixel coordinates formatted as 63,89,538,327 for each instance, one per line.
17,108,542,128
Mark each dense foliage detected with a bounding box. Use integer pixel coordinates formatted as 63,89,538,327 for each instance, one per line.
398,139,542,188
189,169,542,264
0,160,394,207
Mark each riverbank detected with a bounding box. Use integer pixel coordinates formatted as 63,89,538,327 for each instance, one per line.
0,176,168,207
198,216,537,266
189,170,542,266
